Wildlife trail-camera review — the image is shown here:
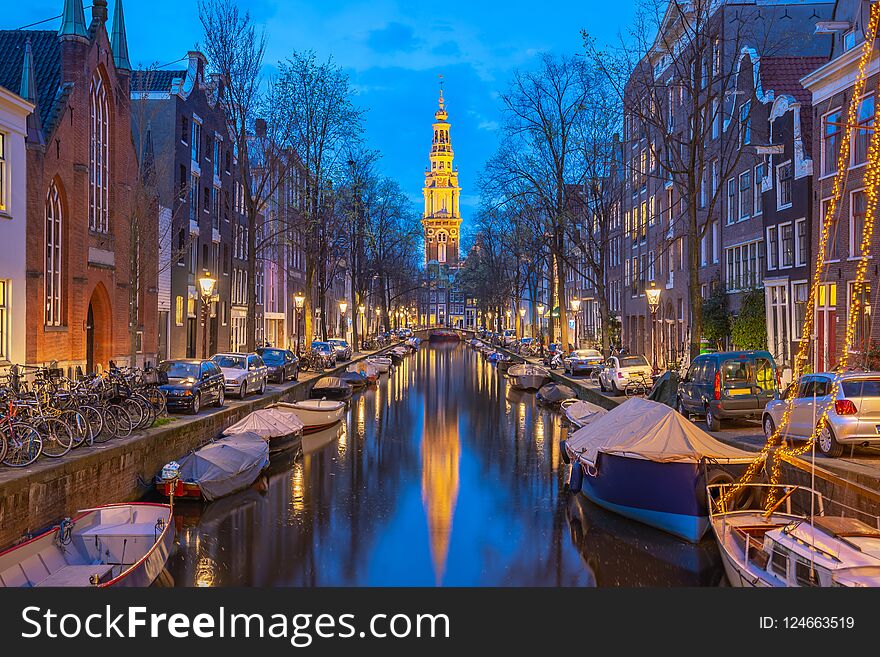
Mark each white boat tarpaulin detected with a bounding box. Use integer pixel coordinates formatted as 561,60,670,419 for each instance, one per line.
223,408,304,439
564,400,608,425
566,397,756,465
178,432,270,501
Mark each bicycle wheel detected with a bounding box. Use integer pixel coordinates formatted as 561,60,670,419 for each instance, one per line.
94,406,117,443
79,405,103,445
109,404,133,439
0,422,7,463
143,386,167,417
133,395,156,429
34,417,74,458
590,370,601,386
61,409,90,448
120,398,145,429
1,422,42,467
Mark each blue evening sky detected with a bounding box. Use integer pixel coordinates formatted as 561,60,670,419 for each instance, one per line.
5,1,636,217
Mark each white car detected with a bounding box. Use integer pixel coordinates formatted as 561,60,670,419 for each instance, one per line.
598,355,652,394
211,352,268,398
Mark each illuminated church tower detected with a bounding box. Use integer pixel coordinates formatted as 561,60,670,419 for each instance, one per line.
422,84,462,267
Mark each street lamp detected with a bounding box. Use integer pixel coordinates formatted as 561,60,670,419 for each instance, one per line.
645,282,662,374
519,306,526,340
338,300,347,340
570,298,582,350
198,271,217,359
505,309,511,330
294,292,305,357
537,304,545,358
358,304,366,350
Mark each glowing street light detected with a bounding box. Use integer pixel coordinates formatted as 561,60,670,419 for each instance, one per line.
198,271,217,359
646,282,662,374
293,292,305,357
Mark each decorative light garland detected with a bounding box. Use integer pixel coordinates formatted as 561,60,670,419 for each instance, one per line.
720,2,880,510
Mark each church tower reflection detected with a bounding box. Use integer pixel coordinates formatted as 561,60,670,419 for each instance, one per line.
420,345,461,584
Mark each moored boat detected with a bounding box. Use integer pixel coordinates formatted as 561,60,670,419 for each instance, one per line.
429,329,461,343
560,399,607,428
537,382,576,405
341,370,368,389
508,364,551,391
223,409,304,454
564,397,756,542
155,432,270,501
367,356,392,373
310,376,353,401
274,399,346,434
348,361,379,383
0,503,174,587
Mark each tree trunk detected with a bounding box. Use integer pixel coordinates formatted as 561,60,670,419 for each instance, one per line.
554,250,569,349
246,205,258,352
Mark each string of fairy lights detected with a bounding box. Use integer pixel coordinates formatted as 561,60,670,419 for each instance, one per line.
720,2,880,510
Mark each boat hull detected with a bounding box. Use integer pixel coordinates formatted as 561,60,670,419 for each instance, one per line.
275,401,345,433
510,375,548,391
577,453,710,542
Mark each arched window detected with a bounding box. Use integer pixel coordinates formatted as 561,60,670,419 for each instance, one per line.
89,72,109,233
45,183,63,326
437,231,448,263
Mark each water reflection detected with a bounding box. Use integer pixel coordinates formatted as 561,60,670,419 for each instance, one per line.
167,343,721,586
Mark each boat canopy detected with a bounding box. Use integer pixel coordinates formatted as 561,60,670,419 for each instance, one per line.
177,432,269,501
223,408,304,439
563,399,608,425
567,397,755,465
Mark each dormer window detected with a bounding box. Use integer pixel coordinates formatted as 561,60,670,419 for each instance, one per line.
843,29,856,51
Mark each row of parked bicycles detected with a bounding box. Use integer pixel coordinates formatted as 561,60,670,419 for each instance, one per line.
0,364,167,468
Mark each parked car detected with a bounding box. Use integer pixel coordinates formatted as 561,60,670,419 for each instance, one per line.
256,347,299,383
158,359,225,415
211,352,269,398
327,338,353,361
564,349,604,375
598,355,652,395
677,350,778,431
763,372,880,457
310,342,338,369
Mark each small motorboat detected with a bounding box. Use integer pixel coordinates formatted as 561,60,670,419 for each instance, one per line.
406,337,421,349
708,483,880,587
429,330,461,343
563,397,756,542
340,370,368,389
487,351,505,363
223,408,304,454
560,399,607,428
387,350,406,365
156,432,270,500
0,503,174,587
508,364,551,391
537,382,576,406
310,376,353,401
274,399,346,433
367,356,392,373
348,361,379,383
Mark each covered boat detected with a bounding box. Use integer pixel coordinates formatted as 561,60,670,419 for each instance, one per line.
508,364,551,390
429,330,461,343
560,399,608,428
341,370,368,389
156,432,270,500
274,399,346,433
223,408,304,453
348,361,379,383
367,356,392,373
0,503,174,587
564,397,756,542
537,382,576,405
310,376,353,400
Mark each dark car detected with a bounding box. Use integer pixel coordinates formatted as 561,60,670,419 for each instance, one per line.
310,341,338,369
676,350,778,430
256,347,299,383
327,338,353,361
158,359,225,415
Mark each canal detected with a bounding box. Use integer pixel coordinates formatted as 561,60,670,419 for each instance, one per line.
167,342,726,586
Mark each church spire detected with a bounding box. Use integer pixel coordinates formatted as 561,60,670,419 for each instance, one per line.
58,0,88,40
20,38,44,144
111,0,131,72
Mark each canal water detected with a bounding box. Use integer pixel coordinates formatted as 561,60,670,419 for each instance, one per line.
167,343,725,586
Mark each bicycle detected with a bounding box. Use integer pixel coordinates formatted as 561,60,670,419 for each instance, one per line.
0,389,43,467
624,373,652,397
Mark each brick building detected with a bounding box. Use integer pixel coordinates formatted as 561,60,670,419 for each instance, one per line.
132,51,243,360
0,0,157,373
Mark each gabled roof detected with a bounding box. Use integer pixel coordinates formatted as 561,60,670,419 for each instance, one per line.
761,56,827,157
130,69,186,93
0,30,68,140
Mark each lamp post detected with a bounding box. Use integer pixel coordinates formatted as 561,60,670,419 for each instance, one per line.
358,304,366,350
537,304,545,358
375,308,381,337
198,271,217,359
646,282,662,374
294,292,305,358
519,306,526,340
338,300,348,341
570,298,582,350
505,309,511,330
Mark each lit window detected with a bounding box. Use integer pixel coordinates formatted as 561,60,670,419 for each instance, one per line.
0,279,8,361
853,95,874,165
851,190,867,258
89,73,109,233
45,183,63,326
0,133,6,213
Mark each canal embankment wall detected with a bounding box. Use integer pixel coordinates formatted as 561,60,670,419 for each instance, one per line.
0,347,393,551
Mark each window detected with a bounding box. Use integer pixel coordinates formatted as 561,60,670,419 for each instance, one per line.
213,139,220,179
713,38,721,76
191,119,202,164
0,133,6,213
711,159,719,195
823,110,842,176
781,222,794,268
849,281,872,351
853,95,875,165
0,280,8,361
725,239,765,291
792,282,808,339
89,73,109,233
712,221,719,263
175,296,184,326
767,284,790,365
822,198,840,261
851,190,866,257
726,179,736,224
776,161,792,209
795,218,807,267
740,101,751,145
739,170,752,219
754,163,765,215
181,116,189,144
767,226,779,270
45,184,63,326
190,174,199,223
711,98,720,139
